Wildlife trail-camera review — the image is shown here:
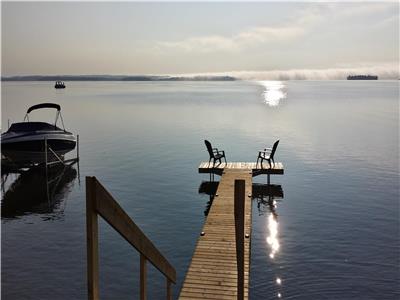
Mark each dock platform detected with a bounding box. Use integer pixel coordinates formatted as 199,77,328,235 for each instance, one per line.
198,161,284,176
179,162,284,299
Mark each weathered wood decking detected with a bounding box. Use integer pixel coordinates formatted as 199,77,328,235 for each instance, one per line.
198,161,284,176
179,162,284,299
179,169,252,299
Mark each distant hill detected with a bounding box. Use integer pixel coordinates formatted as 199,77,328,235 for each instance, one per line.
1,75,236,81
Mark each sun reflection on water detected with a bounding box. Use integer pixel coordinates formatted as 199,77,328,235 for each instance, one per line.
266,209,280,259
259,81,287,107
254,183,284,298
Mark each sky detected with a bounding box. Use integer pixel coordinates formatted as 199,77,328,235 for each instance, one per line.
1,1,399,79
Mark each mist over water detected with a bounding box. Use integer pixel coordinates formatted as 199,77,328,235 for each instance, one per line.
179,63,399,81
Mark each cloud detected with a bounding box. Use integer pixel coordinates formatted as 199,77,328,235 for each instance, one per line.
156,2,397,54
157,25,305,53
331,2,396,19
155,5,319,53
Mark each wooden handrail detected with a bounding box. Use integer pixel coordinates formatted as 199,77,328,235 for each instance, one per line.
86,176,176,300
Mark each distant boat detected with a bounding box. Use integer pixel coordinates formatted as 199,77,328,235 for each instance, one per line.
347,75,378,80
54,81,66,88
1,103,76,164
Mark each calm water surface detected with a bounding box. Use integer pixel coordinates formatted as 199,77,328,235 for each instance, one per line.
1,81,399,299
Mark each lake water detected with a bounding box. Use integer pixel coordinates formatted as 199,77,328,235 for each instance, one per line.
1,80,399,299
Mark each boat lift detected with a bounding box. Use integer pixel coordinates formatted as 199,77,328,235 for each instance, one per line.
1,135,80,196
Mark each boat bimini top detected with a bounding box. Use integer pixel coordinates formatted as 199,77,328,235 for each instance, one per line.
23,103,66,131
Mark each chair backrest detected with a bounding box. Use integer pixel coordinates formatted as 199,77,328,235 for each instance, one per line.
270,140,280,160
204,140,214,158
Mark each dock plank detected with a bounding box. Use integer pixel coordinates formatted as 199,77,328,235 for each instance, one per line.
179,169,252,299
198,161,284,176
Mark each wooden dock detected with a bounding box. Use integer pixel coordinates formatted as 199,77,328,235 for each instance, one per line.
198,162,284,176
179,162,284,299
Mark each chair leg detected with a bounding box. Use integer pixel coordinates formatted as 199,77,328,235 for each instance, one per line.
224,156,227,163
267,159,271,169
256,157,259,167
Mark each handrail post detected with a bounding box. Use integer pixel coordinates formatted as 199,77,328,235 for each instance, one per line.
234,180,245,300
166,278,172,300
140,254,147,300
85,176,176,299
86,177,99,300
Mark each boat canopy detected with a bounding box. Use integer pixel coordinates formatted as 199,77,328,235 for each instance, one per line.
9,122,62,132
27,103,61,114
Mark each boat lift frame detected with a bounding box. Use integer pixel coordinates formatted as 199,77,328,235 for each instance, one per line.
1,136,80,212
1,135,80,188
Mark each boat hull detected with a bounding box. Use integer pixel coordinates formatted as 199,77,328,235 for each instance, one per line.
2,132,76,164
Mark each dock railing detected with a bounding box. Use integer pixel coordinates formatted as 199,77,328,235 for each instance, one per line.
86,176,176,300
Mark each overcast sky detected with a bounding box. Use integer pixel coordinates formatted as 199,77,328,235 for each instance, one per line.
2,2,399,78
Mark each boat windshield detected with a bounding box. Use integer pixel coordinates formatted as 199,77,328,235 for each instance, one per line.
8,122,62,132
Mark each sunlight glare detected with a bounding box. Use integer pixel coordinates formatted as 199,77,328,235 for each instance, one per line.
259,81,287,107
266,214,280,258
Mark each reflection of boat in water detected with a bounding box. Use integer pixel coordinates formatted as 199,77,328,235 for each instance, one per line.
1,103,76,165
1,164,77,219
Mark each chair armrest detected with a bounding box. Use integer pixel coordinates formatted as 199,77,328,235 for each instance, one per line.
259,149,272,154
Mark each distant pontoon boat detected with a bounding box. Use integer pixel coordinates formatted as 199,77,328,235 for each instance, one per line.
54,81,66,88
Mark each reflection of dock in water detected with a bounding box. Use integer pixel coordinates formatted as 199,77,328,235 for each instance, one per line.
252,183,284,216
198,181,284,217
198,181,219,216
1,164,78,219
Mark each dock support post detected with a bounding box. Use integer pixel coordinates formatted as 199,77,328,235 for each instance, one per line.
44,138,48,167
234,180,245,300
77,134,80,161
140,254,147,300
44,138,50,200
86,177,99,300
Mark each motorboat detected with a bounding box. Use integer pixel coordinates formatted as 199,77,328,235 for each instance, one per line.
55,81,66,89
1,103,76,165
